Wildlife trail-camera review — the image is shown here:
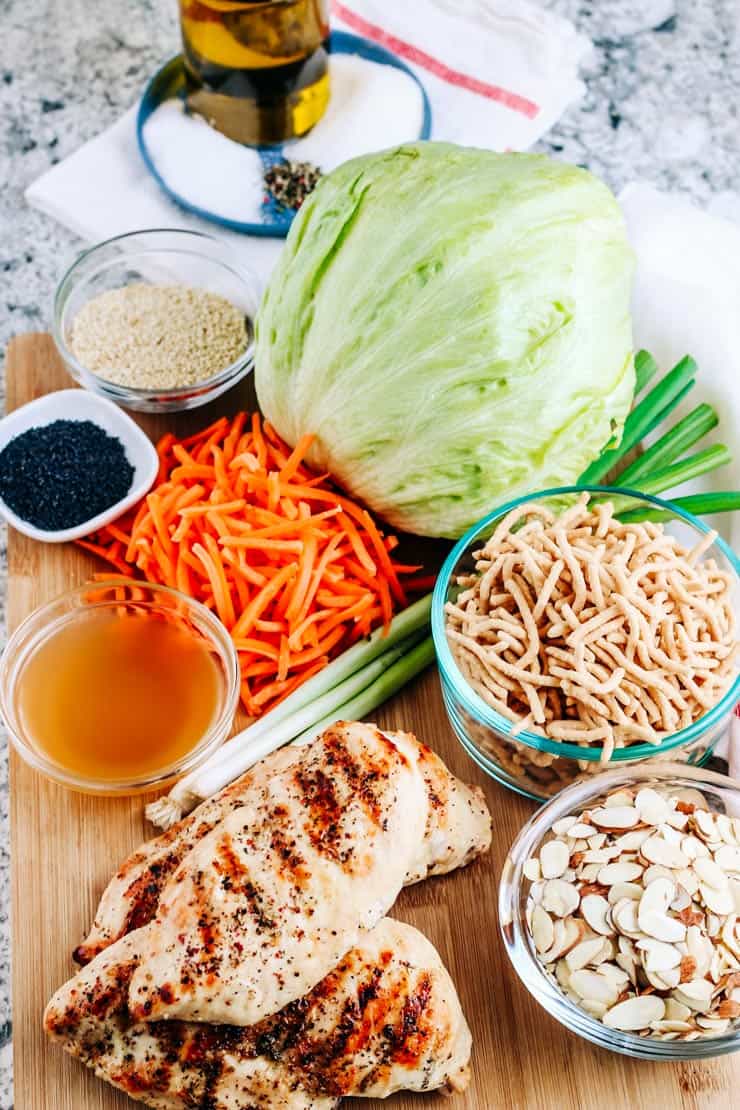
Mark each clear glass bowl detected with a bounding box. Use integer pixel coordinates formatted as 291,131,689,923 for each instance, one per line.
53,229,261,413
499,762,740,1060
0,580,240,795
431,486,740,802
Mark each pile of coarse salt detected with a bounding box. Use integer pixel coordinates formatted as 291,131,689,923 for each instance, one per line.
142,54,424,225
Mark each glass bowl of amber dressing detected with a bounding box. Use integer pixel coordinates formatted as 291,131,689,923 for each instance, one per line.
0,580,240,795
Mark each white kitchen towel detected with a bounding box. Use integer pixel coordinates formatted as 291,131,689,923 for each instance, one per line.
619,182,740,553
25,0,589,287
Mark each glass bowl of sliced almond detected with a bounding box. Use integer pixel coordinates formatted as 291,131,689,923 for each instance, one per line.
499,763,740,1058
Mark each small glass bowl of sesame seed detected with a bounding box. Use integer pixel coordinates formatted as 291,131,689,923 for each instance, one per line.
53,229,261,413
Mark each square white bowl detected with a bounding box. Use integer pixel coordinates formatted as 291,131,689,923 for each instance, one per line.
0,389,159,542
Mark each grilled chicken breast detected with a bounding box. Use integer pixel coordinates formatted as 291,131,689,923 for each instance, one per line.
75,723,491,976
45,918,472,1109
127,723,430,1025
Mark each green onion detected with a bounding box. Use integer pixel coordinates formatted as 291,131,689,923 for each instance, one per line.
629,443,731,498
146,595,433,828
579,356,697,484
617,491,740,523
633,349,658,395
613,403,718,486
291,636,436,747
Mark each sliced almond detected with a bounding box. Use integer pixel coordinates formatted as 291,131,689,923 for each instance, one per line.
639,910,687,944
693,856,729,891
643,864,676,886
540,839,571,879
700,884,734,916
582,846,622,865
598,861,643,886
542,878,581,918
695,1016,730,1033
686,926,714,977
552,816,578,837
598,962,630,990
645,966,681,991
641,835,689,870
569,969,620,1005
540,917,584,963
664,997,692,1022
532,904,555,954
580,997,609,1019
638,876,675,924
581,894,614,936
706,911,722,938
714,844,740,873
611,898,641,938
614,829,652,853
670,885,692,912
565,822,597,840
616,952,638,987
636,937,682,972
608,881,644,905
721,914,740,960
659,823,687,847
603,994,665,1030
716,814,739,846
675,868,700,897
681,835,710,861
587,833,608,850
709,947,724,984
604,790,636,808
524,857,542,882
555,958,572,991
664,810,690,831
651,1020,694,1033
591,805,640,830
566,936,611,972
578,863,604,883
529,880,546,904
635,788,671,826
694,810,718,842
673,978,714,1012
718,999,740,1019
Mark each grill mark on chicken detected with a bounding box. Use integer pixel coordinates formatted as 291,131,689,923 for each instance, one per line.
210,835,278,934
73,782,258,966
293,727,396,865
268,817,312,890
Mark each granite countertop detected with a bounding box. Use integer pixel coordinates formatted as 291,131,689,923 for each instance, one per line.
1,1,740,1105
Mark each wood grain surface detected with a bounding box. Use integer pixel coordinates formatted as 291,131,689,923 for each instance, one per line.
7,333,739,1110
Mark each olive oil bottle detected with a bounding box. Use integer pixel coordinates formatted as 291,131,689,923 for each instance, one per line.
179,0,330,145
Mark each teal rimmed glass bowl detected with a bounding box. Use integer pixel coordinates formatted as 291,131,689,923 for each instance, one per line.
431,486,740,803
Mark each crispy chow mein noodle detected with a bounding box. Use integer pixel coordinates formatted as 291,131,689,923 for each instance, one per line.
445,494,738,762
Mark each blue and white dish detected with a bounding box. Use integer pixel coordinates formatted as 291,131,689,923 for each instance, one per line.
137,31,432,239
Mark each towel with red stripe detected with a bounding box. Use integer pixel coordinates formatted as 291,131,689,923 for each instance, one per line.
332,0,590,149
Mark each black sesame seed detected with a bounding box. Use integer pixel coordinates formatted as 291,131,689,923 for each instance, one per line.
0,419,134,531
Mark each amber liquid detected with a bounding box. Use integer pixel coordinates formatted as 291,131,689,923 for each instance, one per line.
180,0,330,144
18,609,223,783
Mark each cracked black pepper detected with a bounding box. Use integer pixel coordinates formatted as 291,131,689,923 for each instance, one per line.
0,420,134,531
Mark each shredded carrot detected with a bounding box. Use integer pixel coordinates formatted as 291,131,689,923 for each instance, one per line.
78,412,425,715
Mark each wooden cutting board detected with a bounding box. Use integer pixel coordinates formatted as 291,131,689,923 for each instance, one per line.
7,333,739,1110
